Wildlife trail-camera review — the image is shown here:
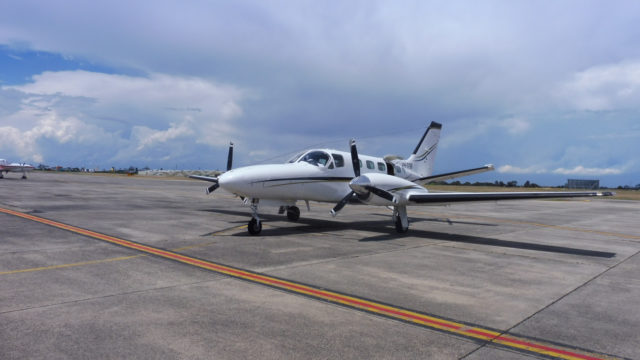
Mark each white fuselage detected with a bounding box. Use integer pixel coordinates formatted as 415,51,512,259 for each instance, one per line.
217,149,425,205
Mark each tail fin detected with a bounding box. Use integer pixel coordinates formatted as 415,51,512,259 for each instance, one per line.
406,121,441,177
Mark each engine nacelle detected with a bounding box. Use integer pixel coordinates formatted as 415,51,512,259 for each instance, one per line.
348,173,423,205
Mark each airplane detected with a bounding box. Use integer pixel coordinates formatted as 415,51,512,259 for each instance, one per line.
0,159,34,179
190,122,614,235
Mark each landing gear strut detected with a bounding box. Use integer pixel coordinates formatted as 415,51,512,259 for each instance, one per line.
393,205,409,233
248,199,262,235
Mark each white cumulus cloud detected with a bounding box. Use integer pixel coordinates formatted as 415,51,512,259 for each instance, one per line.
0,70,246,166
552,166,625,176
497,165,547,174
557,61,640,111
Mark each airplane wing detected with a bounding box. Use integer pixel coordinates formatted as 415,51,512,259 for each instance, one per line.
407,190,615,204
414,165,494,184
189,175,219,182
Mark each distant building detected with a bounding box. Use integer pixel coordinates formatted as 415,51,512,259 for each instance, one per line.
566,179,599,189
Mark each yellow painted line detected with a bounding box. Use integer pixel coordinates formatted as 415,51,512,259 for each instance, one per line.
0,255,143,275
0,223,244,276
0,207,621,360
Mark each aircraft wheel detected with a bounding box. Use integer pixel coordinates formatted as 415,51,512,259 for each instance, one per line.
248,218,262,235
394,215,408,233
286,206,300,221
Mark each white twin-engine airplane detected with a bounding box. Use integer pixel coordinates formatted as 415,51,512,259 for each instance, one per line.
0,159,34,179
190,122,614,235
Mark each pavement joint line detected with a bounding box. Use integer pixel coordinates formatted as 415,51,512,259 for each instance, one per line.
465,246,640,360
414,210,640,240
0,206,624,360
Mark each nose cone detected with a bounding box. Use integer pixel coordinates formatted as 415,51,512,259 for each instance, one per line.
218,168,247,195
349,175,371,195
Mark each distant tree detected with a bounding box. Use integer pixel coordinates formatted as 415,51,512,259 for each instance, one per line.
506,180,517,187
524,180,530,187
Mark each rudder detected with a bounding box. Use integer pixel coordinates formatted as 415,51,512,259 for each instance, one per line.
406,121,441,177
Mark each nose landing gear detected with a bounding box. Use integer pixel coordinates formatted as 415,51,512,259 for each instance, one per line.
248,199,262,235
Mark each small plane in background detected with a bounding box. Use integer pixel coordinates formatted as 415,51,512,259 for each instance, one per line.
190,122,614,235
0,159,34,179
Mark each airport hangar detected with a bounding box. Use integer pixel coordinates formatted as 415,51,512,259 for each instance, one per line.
1,172,639,359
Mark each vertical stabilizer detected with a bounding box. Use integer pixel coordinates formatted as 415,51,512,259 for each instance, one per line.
406,122,441,177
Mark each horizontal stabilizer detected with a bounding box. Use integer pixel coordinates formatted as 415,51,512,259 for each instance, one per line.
409,191,614,204
415,164,494,184
189,175,219,183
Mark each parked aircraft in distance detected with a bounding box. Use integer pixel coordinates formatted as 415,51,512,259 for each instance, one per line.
191,122,614,235
0,159,34,179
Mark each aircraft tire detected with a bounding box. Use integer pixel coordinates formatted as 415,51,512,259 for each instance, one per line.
394,216,408,233
248,218,262,235
286,206,300,221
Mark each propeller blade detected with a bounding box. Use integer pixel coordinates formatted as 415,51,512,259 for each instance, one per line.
365,185,396,202
350,139,360,177
206,182,220,194
330,191,354,217
226,142,234,171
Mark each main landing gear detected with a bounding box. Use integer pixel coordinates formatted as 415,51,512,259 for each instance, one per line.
278,205,301,221
392,205,409,233
286,206,300,221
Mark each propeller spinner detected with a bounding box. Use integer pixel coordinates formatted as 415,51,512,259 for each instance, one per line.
331,139,396,217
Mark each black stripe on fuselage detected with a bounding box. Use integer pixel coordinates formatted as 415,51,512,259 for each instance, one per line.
251,177,353,187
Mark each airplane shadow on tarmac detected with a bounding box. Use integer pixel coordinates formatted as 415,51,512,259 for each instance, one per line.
199,208,616,258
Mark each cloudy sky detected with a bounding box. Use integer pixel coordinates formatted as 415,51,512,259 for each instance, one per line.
1,1,639,186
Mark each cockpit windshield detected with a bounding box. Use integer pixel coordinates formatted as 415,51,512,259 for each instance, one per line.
287,151,306,163
298,151,331,167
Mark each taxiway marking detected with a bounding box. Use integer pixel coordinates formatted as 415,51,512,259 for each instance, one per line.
0,255,143,276
0,222,245,276
0,207,621,360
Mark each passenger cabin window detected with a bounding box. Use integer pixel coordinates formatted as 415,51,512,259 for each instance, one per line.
299,151,331,167
359,159,363,168
377,162,386,172
332,154,345,168
366,160,375,169
395,166,402,174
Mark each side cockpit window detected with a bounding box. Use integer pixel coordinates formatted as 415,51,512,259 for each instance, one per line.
332,154,345,168
300,151,331,167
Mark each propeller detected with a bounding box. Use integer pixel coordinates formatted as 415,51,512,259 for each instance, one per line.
207,182,219,194
227,142,234,171
350,139,360,177
330,139,396,217
192,142,233,195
